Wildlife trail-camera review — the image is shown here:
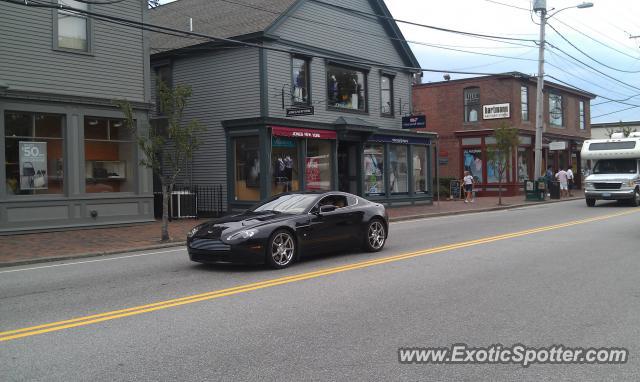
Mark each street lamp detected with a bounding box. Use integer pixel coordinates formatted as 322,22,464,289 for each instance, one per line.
532,1,593,179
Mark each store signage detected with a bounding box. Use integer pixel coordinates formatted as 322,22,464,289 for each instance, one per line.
305,157,321,190
19,141,48,190
549,141,567,151
271,126,337,140
401,115,426,129
272,136,296,148
286,106,314,117
482,103,510,119
368,134,431,145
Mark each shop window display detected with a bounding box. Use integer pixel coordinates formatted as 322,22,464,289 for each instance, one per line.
292,58,309,105
272,137,299,196
364,143,385,195
413,146,428,193
305,140,332,191
463,148,484,184
487,149,511,183
389,144,408,193
84,117,135,193
517,148,530,182
234,136,260,201
5,112,64,195
327,65,366,111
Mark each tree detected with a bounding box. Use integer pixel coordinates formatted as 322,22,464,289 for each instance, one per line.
606,122,637,138
117,81,202,241
486,123,519,206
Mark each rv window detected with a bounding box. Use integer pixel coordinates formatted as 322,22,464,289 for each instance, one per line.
593,159,637,174
589,141,636,150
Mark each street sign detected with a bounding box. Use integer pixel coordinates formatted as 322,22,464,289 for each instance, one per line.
286,106,314,117
402,115,426,129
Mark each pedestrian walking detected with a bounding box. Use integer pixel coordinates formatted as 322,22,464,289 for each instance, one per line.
463,170,475,203
556,168,569,198
545,165,554,197
566,167,574,196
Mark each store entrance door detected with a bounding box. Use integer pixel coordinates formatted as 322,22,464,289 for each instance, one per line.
338,142,359,194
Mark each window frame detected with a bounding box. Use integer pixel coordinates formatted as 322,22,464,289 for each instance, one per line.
153,64,173,115
579,100,585,130
548,92,564,127
52,0,93,55
521,85,529,121
380,73,394,117
291,56,311,106
326,63,369,114
463,87,480,123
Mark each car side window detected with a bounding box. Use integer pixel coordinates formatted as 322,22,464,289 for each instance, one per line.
316,195,348,210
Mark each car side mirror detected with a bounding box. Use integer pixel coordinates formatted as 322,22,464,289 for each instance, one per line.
319,205,337,214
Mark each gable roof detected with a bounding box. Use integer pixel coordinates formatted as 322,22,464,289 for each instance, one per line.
149,0,420,69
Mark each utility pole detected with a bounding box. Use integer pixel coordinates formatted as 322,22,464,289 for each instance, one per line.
533,1,547,180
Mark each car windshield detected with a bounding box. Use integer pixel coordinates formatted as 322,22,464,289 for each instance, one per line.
250,194,319,214
593,159,637,174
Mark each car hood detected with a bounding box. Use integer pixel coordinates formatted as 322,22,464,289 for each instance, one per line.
586,174,637,182
192,211,295,239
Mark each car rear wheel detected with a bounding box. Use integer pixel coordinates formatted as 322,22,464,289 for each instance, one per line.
363,219,386,252
632,190,640,207
586,198,596,207
266,230,296,269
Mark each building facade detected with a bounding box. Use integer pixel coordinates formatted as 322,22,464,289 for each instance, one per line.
591,121,640,139
0,0,154,233
413,73,595,196
150,0,436,212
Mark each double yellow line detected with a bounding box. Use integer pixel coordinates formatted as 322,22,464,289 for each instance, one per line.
1,209,636,343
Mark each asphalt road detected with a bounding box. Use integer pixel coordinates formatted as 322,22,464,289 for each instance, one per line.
2,199,640,381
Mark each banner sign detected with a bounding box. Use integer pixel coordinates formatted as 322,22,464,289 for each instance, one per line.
401,115,426,129
19,141,48,190
368,134,431,145
272,136,297,148
549,141,567,151
305,157,321,190
483,103,510,119
271,126,337,140
286,106,315,117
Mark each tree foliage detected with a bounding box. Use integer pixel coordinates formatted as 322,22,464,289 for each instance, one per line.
487,123,519,205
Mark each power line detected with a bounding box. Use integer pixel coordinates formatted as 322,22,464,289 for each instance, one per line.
545,74,640,108
592,105,640,119
483,0,530,12
555,18,640,60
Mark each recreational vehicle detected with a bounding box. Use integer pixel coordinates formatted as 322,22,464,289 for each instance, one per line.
581,132,640,207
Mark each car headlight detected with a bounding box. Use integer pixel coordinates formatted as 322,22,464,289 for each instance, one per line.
187,226,200,238
627,180,636,187
585,182,594,189
226,229,258,241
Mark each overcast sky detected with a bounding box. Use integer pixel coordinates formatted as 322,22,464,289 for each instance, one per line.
159,0,640,123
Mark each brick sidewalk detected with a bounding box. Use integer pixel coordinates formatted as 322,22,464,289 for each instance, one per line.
0,191,584,266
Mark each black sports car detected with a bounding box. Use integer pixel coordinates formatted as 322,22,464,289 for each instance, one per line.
187,191,388,268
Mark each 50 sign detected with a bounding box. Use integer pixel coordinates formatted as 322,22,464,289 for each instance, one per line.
19,141,48,190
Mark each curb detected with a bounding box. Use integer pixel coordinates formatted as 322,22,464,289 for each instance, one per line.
1,196,584,268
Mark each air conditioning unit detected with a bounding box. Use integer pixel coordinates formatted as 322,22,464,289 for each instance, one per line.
171,190,197,218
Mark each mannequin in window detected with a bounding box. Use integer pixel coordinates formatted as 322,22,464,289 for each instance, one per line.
293,69,305,103
351,78,358,109
284,155,293,192
413,153,422,191
329,75,338,105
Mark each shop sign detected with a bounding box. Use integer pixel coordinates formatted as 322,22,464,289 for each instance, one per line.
482,103,510,119
271,126,337,140
272,136,296,148
369,134,431,145
286,106,315,117
401,115,426,129
305,157,321,190
549,141,567,151
19,141,48,190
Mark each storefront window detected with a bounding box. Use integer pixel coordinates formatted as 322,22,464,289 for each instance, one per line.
84,117,134,193
305,140,332,191
389,144,408,193
487,149,511,183
463,148,483,184
413,146,428,193
292,57,310,105
327,64,366,111
517,148,530,182
272,137,299,196
234,136,260,201
5,112,64,195
364,143,385,195
549,93,563,127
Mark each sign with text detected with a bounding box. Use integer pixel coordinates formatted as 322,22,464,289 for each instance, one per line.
305,157,321,190
483,103,510,119
19,141,48,190
450,180,461,200
368,134,431,145
286,106,314,117
271,126,337,140
401,115,426,129
549,141,567,151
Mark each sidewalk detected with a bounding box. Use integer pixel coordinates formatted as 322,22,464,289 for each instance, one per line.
0,191,584,267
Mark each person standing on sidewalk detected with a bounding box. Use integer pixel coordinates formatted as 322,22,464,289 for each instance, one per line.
463,171,475,203
556,168,569,198
566,167,574,197
545,165,554,197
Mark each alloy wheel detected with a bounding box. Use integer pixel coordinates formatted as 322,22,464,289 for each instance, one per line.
368,221,385,250
271,232,295,266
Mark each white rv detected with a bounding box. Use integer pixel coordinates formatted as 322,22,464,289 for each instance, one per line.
581,132,640,207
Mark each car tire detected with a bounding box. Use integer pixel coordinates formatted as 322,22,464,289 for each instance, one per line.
586,198,596,207
363,218,386,252
632,189,640,207
265,229,296,269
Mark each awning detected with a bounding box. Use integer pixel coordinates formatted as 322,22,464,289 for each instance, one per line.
270,126,337,140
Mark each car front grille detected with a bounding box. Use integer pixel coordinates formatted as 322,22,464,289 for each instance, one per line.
593,183,622,190
189,239,231,252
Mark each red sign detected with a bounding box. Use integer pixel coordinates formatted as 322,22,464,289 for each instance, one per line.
305,157,321,190
271,126,337,140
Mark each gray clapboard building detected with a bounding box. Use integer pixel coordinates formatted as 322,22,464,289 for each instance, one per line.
0,0,154,233
150,0,436,212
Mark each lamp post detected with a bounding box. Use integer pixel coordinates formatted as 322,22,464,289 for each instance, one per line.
532,1,593,179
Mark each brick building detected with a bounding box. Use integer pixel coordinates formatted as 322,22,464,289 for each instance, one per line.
413,72,595,196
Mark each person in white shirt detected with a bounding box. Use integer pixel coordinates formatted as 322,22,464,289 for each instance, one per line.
566,167,574,196
462,171,475,203
556,169,569,198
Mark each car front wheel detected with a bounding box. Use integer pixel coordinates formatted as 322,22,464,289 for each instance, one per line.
266,230,296,269
632,189,640,207
586,198,596,207
363,219,386,252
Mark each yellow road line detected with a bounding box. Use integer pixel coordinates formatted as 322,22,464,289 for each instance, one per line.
1,209,636,343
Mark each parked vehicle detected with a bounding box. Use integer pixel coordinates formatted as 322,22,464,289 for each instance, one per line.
187,191,388,269
581,133,640,207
